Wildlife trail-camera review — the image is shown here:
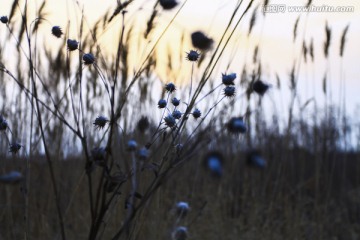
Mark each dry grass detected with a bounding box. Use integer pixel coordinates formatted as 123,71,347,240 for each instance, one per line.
0,0,359,239
1,124,360,239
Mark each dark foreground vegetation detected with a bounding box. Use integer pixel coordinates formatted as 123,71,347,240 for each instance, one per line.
0,0,359,239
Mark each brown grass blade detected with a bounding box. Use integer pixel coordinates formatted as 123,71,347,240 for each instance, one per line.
340,24,350,57
32,1,47,34
302,40,308,63
293,16,300,42
9,0,20,20
253,45,258,63
290,63,296,90
240,67,247,86
309,38,314,62
306,0,313,7
16,4,27,50
144,9,158,39
248,6,258,36
108,0,134,23
323,21,331,58
275,73,281,89
301,98,314,111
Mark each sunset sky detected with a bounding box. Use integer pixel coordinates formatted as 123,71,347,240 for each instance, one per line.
1,0,359,115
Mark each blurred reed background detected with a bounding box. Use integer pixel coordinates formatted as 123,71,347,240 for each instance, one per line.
0,0,360,239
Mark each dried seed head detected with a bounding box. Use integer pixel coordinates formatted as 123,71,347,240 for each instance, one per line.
83,53,95,65
175,202,190,217
186,50,200,62
164,114,176,128
137,116,150,133
191,31,214,51
1,16,9,24
0,171,23,184
247,150,266,169
159,0,179,10
192,108,201,119
51,26,63,38
0,116,8,131
93,116,109,130
203,151,224,177
9,142,22,154
222,73,236,85
137,147,149,160
223,86,236,98
158,99,167,108
252,80,269,96
227,117,246,134
172,226,188,240
171,97,180,107
127,140,138,151
165,82,176,93
67,39,78,51
172,110,182,119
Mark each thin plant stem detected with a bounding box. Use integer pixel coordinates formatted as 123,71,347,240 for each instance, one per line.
21,0,66,238
188,62,194,102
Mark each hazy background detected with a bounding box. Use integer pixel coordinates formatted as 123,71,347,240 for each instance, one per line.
1,0,359,118
1,2,360,239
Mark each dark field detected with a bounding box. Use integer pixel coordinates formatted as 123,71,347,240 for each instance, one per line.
2,147,360,239
1,0,360,239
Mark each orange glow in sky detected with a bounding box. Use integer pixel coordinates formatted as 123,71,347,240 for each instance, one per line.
1,0,359,112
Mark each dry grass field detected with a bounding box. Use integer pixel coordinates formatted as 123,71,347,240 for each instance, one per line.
0,0,359,239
